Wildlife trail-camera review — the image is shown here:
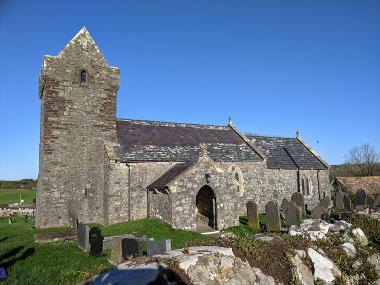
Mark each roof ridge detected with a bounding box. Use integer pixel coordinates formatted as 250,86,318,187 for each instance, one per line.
117,118,229,129
248,135,296,140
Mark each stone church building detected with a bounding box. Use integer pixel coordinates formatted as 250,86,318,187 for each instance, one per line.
36,28,331,229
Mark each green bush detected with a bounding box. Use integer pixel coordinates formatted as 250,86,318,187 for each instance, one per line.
349,214,380,247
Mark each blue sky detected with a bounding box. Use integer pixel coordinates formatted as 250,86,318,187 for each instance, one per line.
0,0,379,180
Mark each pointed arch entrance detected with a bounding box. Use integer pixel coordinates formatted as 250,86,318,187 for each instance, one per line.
196,185,217,229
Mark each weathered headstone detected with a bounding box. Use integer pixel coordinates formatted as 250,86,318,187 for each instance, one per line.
110,238,123,264
355,188,367,211
89,227,103,257
122,238,144,258
335,190,345,211
281,198,289,217
343,194,352,211
147,239,171,256
291,192,305,214
374,196,380,208
366,194,375,207
265,201,281,232
311,205,328,220
77,223,90,251
246,200,259,230
286,200,302,226
319,197,333,210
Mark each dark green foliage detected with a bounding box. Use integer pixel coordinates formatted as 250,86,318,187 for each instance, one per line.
349,214,380,247
0,179,37,189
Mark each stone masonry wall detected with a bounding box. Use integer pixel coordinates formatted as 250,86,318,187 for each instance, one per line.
36,29,120,227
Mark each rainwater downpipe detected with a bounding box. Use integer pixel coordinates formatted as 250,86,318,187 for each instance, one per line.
127,162,131,221
317,169,321,200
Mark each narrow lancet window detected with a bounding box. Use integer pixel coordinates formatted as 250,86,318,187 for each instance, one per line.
80,70,87,85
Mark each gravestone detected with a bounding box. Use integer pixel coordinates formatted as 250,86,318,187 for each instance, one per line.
147,239,171,256
367,194,375,207
286,200,302,226
291,192,305,214
335,190,345,211
89,227,103,257
319,197,333,210
246,200,259,230
374,196,380,208
0,267,7,281
355,189,367,211
122,238,144,258
77,223,90,251
280,198,289,219
343,194,352,211
111,238,123,264
265,201,281,232
311,205,328,220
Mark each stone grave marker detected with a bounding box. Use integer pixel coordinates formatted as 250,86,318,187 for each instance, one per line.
291,192,305,214
265,201,281,232
335,190,345,211
77,223,90,251
111,238,123,264
122,238,144,258
343,194,352,211
280,198,289,219
89,227,104,257
374,196,380,208
319,197,333,210
367,194,376,214
286,200,302,226
246,200,259,230
311,205,328,220
147,239,171,256
355,189,367,211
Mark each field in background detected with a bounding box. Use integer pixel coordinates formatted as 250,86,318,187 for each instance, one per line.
0,189,36,205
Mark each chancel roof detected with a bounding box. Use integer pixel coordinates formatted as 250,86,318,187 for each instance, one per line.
113,119,328,170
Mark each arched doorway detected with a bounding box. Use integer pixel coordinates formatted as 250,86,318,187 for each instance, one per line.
196,185,217,229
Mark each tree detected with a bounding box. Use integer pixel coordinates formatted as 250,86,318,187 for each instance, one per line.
344,143,380,176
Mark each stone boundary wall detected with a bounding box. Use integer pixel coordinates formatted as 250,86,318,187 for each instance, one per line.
0,207,36,217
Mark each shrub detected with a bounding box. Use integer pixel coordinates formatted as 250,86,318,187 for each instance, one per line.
349,214,380,247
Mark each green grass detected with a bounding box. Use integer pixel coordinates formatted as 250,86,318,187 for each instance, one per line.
0,217,214,284
0,189,36,205
88,218,215,249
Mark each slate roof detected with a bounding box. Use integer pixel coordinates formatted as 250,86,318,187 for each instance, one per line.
114,119,327,170
247,136,327,170
336,176,380,196
115,119,262,162
147,162,194,189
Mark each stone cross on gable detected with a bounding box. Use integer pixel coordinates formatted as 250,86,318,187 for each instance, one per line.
199,143,208,157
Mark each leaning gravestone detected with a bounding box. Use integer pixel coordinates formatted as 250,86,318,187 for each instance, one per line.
246,200,259,230
265,201,281,232
355,189,367,211
311,205,328,220
374,196,380,208
77,223,90,251
111,238,123,264
122,238,144,258
367,194,375,207
335,190,345,211
343,194,352,211
291,192,305,214
319,197,333,210
286,200,302,226
147,239,171,256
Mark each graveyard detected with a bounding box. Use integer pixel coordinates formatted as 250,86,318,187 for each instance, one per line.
1,189,380,284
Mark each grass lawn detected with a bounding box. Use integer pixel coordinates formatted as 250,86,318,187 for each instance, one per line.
0,217,214,284
0,189,36,205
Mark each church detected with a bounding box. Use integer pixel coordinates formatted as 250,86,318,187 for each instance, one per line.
36,27,331,230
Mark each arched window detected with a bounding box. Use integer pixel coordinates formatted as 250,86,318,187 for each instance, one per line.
234,173,239,182
301,177,305,195
301,176,311,197
80,70,87,85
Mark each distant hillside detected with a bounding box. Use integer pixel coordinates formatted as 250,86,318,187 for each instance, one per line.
330,163,380,177
0,179,37,189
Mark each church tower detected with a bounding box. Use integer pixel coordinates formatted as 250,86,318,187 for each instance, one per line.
36,27,120,227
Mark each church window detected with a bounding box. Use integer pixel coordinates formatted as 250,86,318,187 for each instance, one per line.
301,176,311,197
234,173,239,182
80,70,87,85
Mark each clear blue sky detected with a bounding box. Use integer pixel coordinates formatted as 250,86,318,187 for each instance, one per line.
0,0,379,180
